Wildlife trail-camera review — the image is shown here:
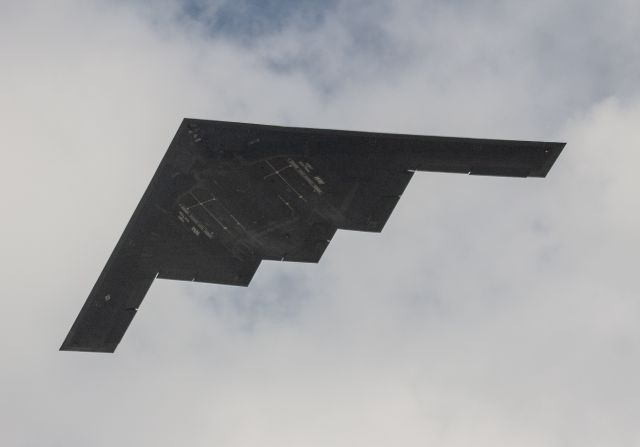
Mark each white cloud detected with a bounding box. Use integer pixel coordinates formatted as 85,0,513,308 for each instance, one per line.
1,1,640,445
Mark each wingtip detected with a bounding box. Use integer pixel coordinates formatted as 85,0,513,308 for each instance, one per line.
59,341,117,353
529,141,565,178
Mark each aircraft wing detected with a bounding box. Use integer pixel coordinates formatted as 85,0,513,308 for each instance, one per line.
60,119,564,352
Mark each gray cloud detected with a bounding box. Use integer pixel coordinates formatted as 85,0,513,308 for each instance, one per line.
2,0,640,445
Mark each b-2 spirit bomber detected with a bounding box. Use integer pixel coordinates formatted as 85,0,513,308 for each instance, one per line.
61,120,563,353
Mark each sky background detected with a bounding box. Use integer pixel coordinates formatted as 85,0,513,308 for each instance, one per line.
2,0,640,445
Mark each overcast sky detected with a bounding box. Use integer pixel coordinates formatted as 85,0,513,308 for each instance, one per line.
2,1,640,445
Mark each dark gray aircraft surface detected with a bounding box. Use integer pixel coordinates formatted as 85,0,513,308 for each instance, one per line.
60,120,564,353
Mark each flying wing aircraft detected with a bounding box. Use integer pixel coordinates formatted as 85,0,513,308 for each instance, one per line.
60,119,564,352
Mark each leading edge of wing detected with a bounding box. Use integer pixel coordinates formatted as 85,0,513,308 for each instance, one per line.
183,119,565,178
